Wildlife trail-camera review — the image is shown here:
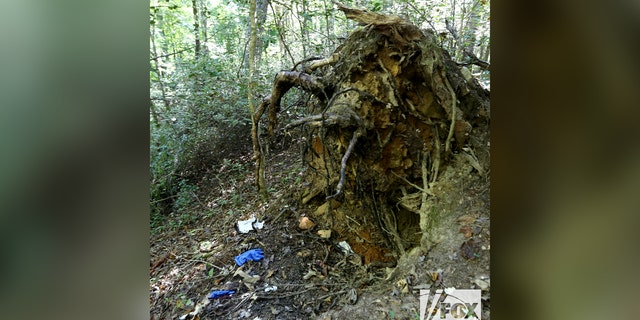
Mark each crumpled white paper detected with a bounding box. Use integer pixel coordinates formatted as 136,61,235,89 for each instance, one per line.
237,216,265,233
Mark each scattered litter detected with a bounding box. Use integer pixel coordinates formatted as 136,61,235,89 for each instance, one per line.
338,241,354,254
237,217,256,233
237,216,265,233
199,241,214,252
235,249,265,266
208,290,235,299
317,229,332,238
234,269,261,284
264,285,278,292
298,216,315,230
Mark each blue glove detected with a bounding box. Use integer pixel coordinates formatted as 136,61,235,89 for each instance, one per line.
207,290,235,299
234,248,264,266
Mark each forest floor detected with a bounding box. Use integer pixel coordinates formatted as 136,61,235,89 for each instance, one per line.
150,133,490,320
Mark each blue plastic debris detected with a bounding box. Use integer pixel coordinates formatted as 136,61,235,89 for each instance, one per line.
207,290,235,299
234,248,264,266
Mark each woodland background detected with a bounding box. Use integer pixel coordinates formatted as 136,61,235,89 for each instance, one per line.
0,0,637,319
149,0,490,228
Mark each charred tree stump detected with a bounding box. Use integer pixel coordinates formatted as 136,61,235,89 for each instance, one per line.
253,3,489,265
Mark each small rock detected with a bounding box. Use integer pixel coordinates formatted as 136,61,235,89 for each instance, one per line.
299,217,315,230
317,229,332,238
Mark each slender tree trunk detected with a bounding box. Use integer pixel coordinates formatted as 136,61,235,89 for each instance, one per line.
450,0,457,51
455,3,466,60
323,0,333,49
461,4,480,72
481,43,490,64
200,0,208,55
298,0,310,57
150,22,170,120
242,0,268,70
192,0,201,57
248,0,267,197
254,0,268,66
269,2,295,67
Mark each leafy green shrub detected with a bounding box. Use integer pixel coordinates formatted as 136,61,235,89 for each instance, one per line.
150,56,254,229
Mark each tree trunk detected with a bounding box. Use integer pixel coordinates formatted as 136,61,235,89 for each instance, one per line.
298,0,310,57
242,0,268,70
200,0,208,54
254,0,268,66
269,2,295,67
254,4,489,264
461,5,479,71
192,0,201,57
150,22,170,121
248,0,267,197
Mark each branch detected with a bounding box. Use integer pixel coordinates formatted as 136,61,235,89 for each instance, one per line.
460,49,490,70
267,71,326,135
291,56,324,72
149,47,193,61
306,53,340,72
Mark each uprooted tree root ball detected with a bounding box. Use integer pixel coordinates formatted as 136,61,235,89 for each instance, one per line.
253,3,489,265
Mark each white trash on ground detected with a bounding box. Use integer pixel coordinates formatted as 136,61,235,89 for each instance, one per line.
237,216,265,233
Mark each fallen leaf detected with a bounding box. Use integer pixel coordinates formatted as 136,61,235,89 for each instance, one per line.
460,239,479,260
297,249,311,257
459,225,473,238
456,214,476,225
